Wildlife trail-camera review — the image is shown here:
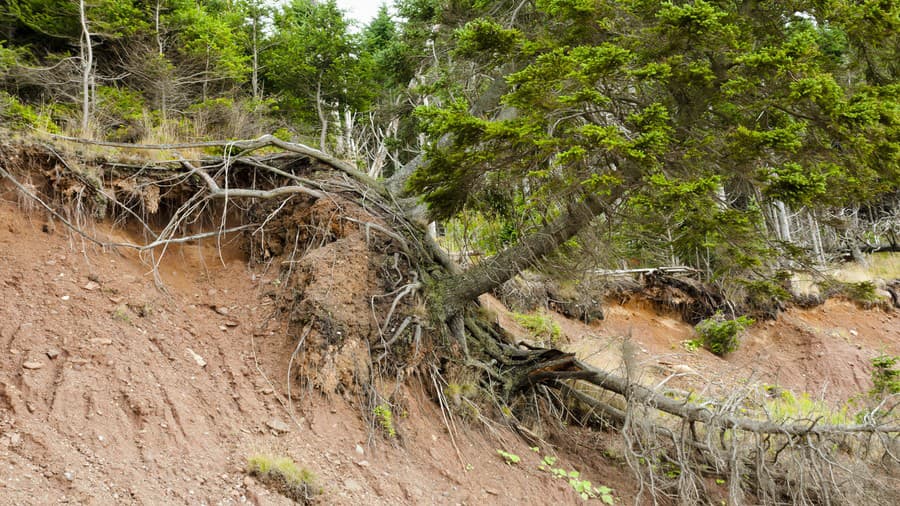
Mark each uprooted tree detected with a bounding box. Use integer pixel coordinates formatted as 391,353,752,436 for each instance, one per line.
1,0,899,504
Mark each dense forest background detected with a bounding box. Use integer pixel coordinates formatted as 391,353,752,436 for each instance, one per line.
1,0,898,307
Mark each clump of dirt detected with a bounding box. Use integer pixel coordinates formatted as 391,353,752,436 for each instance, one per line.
248,195,422,396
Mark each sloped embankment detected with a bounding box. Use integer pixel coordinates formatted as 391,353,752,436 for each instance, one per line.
0,187,587,504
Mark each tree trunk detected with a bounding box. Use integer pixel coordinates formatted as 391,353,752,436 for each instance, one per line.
439,194,605,312
79,0,93,138
316,77,327,152
250,14,259,101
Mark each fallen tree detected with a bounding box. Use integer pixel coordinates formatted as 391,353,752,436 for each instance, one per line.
2,135,898,505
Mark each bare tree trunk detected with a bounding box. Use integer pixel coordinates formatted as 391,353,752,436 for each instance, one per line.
250,10,259,100
316,77,327,152
775,200,792,242
807,210,826,264
155,0,164,55
439,195,605,312
79,0,93,137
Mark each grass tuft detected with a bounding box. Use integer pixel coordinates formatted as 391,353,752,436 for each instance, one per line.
246,454,318,504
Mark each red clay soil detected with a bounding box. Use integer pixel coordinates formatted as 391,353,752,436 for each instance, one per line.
0,198,608,505
523,291,900,406
2,188,898,504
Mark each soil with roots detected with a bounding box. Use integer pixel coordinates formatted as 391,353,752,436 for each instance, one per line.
0,190,609,504
1,143,899,504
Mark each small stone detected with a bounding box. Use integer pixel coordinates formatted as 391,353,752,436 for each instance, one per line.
224,321,239,327
356,460,370,468
260,388,274,395
266,419,291,433
355,444,365,455
64,471,74,481
9,433,21,446
243,476,254,487
61,295,70,301
23,361,43,370
849,329,859,336
215,306,229,316
83,281,100,291
90,338,113,346
46,349,60,359
218,325,228,331
186,348,207,368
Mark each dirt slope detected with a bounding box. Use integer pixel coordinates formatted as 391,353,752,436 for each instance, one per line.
486,288,900,407
0,199,586,505
1,191,897,505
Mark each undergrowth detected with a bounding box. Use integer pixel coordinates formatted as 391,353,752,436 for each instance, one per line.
512,311,562,345
246,454,318,504
695,312,754,356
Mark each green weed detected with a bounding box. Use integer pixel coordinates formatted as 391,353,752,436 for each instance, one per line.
246,454,318,504
373,404,397,438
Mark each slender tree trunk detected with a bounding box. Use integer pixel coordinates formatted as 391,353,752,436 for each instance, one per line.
79,0,93,137
316,77,327,152
251,15,259,100
155,0,164,55
439,195,605,312
775,200,792,242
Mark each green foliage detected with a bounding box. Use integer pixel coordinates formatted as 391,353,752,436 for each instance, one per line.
496,448,520,465
764,388,854,426
246,454,318,503
818,278,882,307
0,91,58,132
373,404,397,438
695,313,754,356
681,339,702,352
538,454,615,502
512,311,561,345
870,355,900,396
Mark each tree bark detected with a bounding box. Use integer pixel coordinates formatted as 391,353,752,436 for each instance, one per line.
79,0,93,137
439,194,605,312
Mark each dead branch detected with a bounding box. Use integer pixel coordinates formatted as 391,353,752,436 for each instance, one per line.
49,133,374,185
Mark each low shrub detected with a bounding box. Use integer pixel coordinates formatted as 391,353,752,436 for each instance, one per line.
695,312,754,356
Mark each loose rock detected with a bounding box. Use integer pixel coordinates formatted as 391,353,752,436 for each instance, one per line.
266,419,291,433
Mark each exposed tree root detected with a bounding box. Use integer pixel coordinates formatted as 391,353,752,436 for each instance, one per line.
2,136,898,505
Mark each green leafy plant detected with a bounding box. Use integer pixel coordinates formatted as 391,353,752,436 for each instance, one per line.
538,455,614,502
246,454,318,504
373,404,397,438
871,355,900,396
695,312,754,356
681,339,702,352
512,311,562,344
496,449,521,465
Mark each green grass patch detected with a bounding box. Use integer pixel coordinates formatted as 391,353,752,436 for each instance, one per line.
512,311,562,344
763,388,854,426
246,454,318,504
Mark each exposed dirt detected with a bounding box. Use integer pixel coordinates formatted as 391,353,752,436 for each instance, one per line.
1,175,898,505
0,193,604,505
488,289,900,407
